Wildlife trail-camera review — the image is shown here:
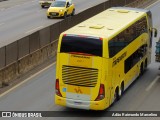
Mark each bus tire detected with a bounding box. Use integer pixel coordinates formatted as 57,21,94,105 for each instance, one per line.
114,88,120,103
140,63,144,76
145,59,147,69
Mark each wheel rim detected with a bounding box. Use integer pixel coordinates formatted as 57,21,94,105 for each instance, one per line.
119,89,122,97
121,83,124,96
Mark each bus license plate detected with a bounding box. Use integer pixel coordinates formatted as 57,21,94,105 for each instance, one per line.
74,101,82,105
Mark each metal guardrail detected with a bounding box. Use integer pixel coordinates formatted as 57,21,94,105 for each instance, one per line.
0,0,148,87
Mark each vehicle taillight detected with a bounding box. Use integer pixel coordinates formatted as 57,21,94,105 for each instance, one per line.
55,79,62,97
99,37,103,40
95,84,105,101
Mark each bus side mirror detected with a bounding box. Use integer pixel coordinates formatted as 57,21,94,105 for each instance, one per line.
154,29,157,37
151,28,157,37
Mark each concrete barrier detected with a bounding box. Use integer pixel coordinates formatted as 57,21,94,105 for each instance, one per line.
18,37,29,59
6,42,18,66
3,63,18,86
0,69,3,87
29,32,40,53
40,27,50,47
40,45,48,63
0,47,5,70
29,50,41,68
0,0,151,87
18,55,30,74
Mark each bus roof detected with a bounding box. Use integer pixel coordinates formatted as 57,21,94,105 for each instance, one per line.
63,7,149,40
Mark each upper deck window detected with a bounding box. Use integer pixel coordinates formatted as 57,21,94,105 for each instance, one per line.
109,16,148,58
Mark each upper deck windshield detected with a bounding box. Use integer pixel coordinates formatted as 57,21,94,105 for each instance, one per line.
60,35,102,57
51,1,66,7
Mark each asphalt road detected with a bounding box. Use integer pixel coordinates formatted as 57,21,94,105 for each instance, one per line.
0,0,160,120
0,0,108,48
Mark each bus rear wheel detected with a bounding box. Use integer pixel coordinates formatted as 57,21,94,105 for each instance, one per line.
140,63,144,76
145,59,147,69
113,88,120,103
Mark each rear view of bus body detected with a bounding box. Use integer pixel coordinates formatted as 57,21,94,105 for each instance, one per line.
55,7,157,110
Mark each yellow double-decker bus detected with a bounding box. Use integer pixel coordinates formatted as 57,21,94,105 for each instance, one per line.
55,7,157,110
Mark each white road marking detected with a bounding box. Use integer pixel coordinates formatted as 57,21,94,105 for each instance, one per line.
26,26,43,34
146,76,160,91
0,62,56,98
146,0,160,9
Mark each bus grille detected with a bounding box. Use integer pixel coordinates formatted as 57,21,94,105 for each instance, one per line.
62,65,98,87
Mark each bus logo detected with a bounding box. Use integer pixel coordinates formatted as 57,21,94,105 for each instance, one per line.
112,52,127,67
74,87,82,94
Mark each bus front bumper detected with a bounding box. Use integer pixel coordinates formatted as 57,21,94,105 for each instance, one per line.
55,95,108,110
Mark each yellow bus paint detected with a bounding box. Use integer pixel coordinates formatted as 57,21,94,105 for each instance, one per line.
55,7,156,110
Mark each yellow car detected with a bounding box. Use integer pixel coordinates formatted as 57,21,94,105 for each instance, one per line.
47,0,75,18
39,0,55,8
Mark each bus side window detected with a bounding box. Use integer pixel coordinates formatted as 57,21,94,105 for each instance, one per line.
124,26,134,43
135,17,147,36
124,45,147,74
137,45,147,58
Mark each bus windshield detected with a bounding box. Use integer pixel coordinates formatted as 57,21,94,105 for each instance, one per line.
60,35,102,57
